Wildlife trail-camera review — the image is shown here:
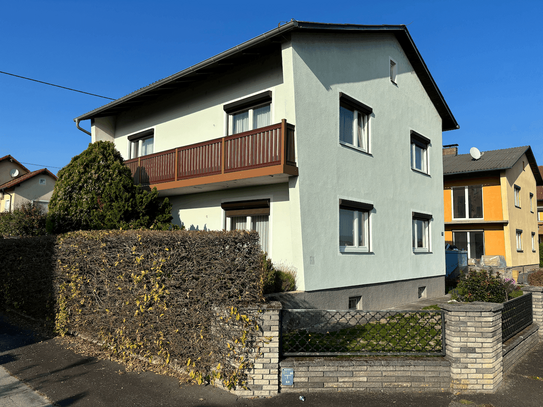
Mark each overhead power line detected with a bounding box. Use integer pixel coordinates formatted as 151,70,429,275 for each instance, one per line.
20,161,63,169
0,70,115,100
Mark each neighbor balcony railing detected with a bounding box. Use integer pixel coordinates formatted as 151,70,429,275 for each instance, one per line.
125,120,296,186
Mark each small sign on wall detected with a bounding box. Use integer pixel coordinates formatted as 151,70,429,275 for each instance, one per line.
282,368,294,386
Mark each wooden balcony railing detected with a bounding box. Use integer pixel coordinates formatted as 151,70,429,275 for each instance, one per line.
125,120,296,187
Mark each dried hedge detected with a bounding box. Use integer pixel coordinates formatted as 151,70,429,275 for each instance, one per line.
0,230,265,389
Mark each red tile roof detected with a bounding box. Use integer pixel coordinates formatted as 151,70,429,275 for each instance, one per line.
0,168,57,190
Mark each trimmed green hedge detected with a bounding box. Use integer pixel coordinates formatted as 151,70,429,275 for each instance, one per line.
0,229,265,389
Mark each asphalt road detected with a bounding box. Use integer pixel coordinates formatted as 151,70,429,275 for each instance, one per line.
2,311,543,407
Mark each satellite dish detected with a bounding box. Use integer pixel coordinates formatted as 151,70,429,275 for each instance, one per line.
10,169,19,178
470,147,482,160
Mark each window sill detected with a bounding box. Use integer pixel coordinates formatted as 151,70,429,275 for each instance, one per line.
413,250,432,254
340,246,372,254
517,250,523,253
515,205,521,209
411,167,431,177
339,142,372,156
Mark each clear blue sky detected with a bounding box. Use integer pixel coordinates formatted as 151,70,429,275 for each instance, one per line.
2,0,542,174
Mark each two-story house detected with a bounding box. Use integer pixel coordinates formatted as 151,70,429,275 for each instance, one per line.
443,146,542,272
0,155,57,213
74,21,458,310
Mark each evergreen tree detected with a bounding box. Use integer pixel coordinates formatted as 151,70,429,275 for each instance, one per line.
47,141,174,233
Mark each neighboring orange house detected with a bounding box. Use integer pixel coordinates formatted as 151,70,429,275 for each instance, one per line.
443,146,542,271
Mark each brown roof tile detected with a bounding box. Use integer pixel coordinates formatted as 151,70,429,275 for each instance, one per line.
443,146,543,186
0,168,57,190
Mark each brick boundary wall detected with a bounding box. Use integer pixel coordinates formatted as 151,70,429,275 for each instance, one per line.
524,286,543,339
279,358,451,392
502,324,539,374
441,302,505,393
226,301,281,398
225,290,543,397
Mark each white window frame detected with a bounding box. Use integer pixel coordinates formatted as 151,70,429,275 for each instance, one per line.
514,185,521,208
224,91,273,136
128,129,154,159
530,193,534,213
452,185,484,220
453,230,485,260
389,58,398,83
532,232,537,252
339,93,372,153
339,199,372,253
222,199,270,253
516,229,523,252
4,198,10,213
412,212,432,253
410,132,430,174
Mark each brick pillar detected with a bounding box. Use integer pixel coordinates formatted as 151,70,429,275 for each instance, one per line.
522,286,543,339
441,302,503,393
230,301,281,397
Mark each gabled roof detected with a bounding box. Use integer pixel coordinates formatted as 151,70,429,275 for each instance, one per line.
0,155,30,173
443,146,543,186
0,168,57,190
74,20,458,131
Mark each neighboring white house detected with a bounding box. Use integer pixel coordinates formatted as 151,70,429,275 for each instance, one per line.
74,21,458,310
0,155,57,213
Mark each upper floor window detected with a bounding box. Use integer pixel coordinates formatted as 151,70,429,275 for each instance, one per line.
224,91,272,135
339,199,373,253
412,212,432,253
452,186,483,219
514,185,521,208
128,130,154,159
339,93,372,153
390,58,397,83
530,193,534,212
411,132,430,174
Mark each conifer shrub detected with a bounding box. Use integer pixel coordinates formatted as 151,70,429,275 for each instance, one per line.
47,141,175,233
261,253,296,294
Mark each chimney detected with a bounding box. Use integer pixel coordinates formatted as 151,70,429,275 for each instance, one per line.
443,144,458,156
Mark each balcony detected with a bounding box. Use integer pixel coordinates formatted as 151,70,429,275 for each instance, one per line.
125,120,297,195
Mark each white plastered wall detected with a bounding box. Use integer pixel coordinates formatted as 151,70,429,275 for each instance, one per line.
168,183,299,273
289,32,445,293
3,174,56,212
108,51,294,160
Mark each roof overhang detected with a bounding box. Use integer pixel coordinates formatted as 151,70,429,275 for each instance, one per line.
74,20,459,132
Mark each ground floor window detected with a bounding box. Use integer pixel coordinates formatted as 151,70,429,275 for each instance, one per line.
339,199,373,253
222,199,270,253
453,231,484,259
412,212,432,253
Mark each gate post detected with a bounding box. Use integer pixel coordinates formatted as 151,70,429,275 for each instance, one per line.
441,302,504,393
